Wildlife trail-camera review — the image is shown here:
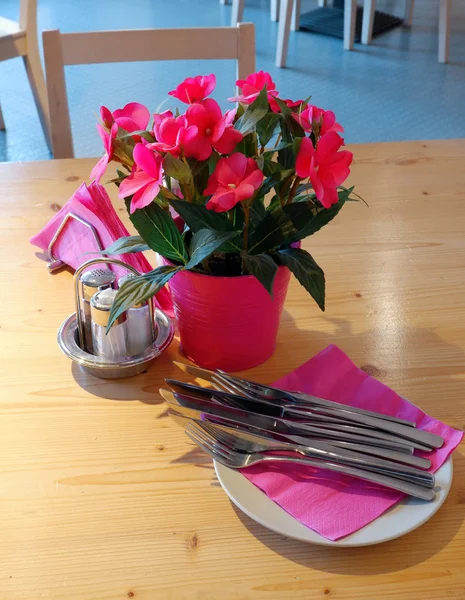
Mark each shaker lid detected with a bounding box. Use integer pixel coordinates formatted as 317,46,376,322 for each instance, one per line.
90,288,126,326
80,269,115,300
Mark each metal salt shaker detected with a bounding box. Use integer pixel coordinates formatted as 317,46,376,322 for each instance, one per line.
118,274,155,355
90,288,128,361
79,269,115,353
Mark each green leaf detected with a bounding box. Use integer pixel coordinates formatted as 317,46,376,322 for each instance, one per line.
250,198,267,226
234,86,270,135
107,265,181,330
242,253,278,296
120,130,155,143
285,198,347,242
275,97,305,141
97,236,149,255
277,247,325,311
186,229,238,269
163,154,193,184
235,133,256,156
257,113,280,148
248,203,307,254
169,198,237,233
263,140,292,157
128,202,188,264
169,199,242,253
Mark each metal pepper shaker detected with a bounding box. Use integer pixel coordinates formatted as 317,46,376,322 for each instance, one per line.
79,269,116,353
118,274,155,355
90,288,128,361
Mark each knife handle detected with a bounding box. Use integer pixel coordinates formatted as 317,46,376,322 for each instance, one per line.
256,456,435,501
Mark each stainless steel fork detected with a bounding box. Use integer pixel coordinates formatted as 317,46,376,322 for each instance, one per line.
195,421,435,487
185,422,436,502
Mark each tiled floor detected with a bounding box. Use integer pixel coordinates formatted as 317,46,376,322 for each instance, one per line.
1,0,464,162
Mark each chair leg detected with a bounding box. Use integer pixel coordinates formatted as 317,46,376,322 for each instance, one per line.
22,36,52,151
362,0,375,44
438,0,451,64
276,0,294,67
231,0,245,25
344,0,357,50
219,0,228,4
404,0,415,26
271,0,280,22
318,0,327,6
291,0,301,31
0,101,5,130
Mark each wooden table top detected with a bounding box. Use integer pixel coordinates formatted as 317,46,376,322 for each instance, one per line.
0,139,464,600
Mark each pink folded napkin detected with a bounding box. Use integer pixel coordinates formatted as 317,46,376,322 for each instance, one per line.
30,181,173,315
242,345,463,541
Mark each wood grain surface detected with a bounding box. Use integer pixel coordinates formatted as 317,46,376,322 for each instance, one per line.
0,140,464,600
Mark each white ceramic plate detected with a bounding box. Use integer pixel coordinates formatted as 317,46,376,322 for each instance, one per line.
214,458,453,547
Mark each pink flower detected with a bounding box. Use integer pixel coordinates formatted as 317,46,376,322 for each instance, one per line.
100,106,114,128
204,153,263,212
293,105,343,137
229,71,279,106
183,99,243,161
99,103,150,137
295,133,353,208
168,74,216,104
90,123,118,183
118,143,164,213
150,110,197,157
269,97,305,113
112,102,150,133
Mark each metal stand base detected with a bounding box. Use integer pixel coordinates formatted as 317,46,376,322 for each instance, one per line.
299,6,403,43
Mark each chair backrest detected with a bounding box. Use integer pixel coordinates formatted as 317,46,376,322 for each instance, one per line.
42,24,256,159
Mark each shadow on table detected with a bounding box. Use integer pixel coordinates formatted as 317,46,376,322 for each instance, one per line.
70,349,179,404
229,450,465,574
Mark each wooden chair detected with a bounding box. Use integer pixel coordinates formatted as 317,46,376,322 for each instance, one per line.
0,0,50,146
42,23,256,159
361,0,452,63
276,0,357,67
224,0,357,67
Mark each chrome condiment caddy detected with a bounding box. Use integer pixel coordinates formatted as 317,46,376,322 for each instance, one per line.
57,258,174,379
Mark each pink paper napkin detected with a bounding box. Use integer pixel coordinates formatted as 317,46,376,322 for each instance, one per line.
30,181,173,315
242,345,463,541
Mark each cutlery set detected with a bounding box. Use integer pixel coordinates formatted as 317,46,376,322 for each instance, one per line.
160,362,445,502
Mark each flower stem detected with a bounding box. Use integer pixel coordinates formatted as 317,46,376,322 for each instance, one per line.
242,203,251,252
286,176,302,205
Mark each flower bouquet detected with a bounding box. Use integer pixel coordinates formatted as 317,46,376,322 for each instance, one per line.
91,71,359,370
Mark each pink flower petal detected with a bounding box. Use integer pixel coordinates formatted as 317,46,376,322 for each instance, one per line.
114,102,150,131
232,182,256,203
90,155,109,183
133,143,163,179
118,169,152,199
317,132,344,165
183,132,212,161
215,153,248,187
295,137,315,178
206,190,239,212
130,181,161,213
202,98,223,123
213,126,243,155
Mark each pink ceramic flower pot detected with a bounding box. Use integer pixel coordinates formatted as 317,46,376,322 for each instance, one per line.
165,264,291,371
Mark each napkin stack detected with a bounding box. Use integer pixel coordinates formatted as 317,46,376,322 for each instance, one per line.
30,181,173,314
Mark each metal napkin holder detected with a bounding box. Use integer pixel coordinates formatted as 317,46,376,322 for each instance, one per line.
47,212,103,273
57,257,174,379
